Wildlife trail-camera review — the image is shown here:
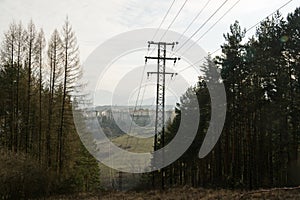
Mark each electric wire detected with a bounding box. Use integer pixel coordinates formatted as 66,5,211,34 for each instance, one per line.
170,0,239,70
128,0,179,150
128,0,294,155
177,0,295,74
175,0,229,53
149,0,189,56
125,61,148,148
159,0,188,42
180,0,241,56
176,0,212,43
151,0,176,42
138,78,149,109
244,0,294,33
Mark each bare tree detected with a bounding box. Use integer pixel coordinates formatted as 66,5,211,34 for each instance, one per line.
47,29,63,167
34,28,46,163
14,22,26,152
58,17,81,174
24,20,36,153
0,22,18,151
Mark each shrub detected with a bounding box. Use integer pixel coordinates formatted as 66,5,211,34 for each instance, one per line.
0,149,52,199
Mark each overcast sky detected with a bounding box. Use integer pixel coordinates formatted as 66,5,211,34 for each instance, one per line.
0,0,298,61
0,0,299,105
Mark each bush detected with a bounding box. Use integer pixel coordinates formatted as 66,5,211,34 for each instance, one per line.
0,149,52,199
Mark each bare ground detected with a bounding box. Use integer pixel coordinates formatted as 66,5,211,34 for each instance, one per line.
46,186,300,200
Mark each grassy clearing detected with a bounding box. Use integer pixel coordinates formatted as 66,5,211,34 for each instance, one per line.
111,132,154,153
98,134,154,190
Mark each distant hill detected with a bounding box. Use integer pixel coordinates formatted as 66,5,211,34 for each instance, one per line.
93,89,179,107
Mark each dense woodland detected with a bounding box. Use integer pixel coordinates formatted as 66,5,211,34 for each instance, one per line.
0,6,300,200
0,19,100,199
153,8,300,190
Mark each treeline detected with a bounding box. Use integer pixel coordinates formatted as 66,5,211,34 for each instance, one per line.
152,8,300,189
0,19,100,198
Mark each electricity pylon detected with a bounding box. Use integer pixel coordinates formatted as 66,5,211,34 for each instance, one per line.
145,41,179,189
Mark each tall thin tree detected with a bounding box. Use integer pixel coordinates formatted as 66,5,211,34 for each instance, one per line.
58,17,81,174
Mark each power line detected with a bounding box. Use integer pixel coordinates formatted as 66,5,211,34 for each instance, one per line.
149,0,188,56
178,48,220,73
151,0,176,41
159,0,188,42
138,79,149,109
133,0,177,139
127,0,179,145
244,0,294,33
180,0,241,56
175,0,229,53
177,0,294,74
125,62,147,147
170,0,238,68
133,63,147,114
176,0,212,43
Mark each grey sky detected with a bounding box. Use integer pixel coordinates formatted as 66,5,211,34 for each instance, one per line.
0,0,298,61
0,0,299,105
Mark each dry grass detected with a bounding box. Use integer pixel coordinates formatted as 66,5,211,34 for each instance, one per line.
97,134,154,190
111,132,154,153
46,186,300,200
